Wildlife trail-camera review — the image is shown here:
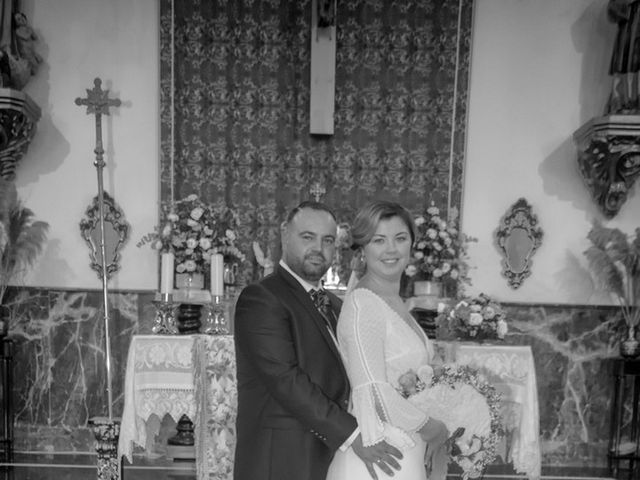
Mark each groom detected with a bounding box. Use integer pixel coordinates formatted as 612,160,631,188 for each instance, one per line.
233,201,402,480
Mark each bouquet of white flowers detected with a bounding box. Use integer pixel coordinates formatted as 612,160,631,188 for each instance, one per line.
397,364,504,479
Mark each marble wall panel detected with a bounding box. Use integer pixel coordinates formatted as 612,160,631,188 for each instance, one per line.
3,287,627,469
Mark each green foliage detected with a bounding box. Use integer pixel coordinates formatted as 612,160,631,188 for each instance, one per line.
584,221,640,327
0,178,49,304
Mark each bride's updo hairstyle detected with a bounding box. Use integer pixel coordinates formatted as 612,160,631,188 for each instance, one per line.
350,200,416,250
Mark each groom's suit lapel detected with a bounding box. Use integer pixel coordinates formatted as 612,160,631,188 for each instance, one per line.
276,266,344,363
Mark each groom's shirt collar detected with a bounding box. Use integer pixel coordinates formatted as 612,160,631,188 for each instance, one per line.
279,259,322,292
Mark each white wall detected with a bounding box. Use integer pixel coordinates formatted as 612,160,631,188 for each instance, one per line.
463,0,638,305
15,0,159,291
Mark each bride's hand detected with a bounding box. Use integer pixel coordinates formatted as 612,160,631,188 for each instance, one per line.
351,434,403,480
418,417,448,446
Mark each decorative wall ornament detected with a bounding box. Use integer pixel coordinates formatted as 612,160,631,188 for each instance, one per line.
0,88,40,180
573,115,640,218
494,198,543,289
79,191,130,281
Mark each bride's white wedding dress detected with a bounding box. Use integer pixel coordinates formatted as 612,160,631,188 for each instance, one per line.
326,288,434,480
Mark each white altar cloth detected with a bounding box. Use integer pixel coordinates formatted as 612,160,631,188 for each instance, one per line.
436,342,541,480
118,334,236,480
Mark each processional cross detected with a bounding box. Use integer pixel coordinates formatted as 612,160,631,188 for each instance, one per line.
75,78,121,423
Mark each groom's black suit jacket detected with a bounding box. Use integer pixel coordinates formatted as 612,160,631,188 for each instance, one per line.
233,265,357,480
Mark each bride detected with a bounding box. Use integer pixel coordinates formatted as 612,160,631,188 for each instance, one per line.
327,200,450,480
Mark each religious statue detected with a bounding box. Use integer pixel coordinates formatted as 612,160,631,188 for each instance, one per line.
0,2,41,90
14,12,41,76
607,0,640,113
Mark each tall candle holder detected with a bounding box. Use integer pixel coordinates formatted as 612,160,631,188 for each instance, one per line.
151,293,178,334
203,295,227,335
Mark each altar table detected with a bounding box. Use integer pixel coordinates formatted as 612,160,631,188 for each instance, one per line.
118,334,236,480
118,335,540,480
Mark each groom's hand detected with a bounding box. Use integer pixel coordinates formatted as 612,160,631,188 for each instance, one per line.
351,434,403,480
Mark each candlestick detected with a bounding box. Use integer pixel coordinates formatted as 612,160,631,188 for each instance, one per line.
203,295,227,335
210,253,224,297
160,252,175,294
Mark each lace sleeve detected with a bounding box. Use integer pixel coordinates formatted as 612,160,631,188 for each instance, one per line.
338,291,428,446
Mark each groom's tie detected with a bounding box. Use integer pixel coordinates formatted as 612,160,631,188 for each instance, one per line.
309,289,337,334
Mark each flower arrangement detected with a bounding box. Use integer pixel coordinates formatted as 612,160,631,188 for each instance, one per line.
584,221,640,330
152,195,245,275
436,293,508,341
405,203,475,294
396,364,504,480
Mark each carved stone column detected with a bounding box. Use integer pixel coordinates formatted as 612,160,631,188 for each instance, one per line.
88,416,121,480
0,88,40,180
573,115,640,218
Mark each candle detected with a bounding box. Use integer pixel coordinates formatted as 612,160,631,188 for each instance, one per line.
160,252,174,294
210,253,224,297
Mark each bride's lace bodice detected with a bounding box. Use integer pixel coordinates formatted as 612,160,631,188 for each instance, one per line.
337,288,434,447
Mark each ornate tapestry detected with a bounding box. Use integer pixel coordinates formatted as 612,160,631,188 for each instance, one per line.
159,0,474,283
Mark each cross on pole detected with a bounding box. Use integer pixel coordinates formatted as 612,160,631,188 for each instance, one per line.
75,78,121,171
310,181,326,202
75,77,121,422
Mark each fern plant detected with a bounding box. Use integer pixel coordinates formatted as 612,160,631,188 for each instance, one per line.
0,178,49,306
584,221,640,328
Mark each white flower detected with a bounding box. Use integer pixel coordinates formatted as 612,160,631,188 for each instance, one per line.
427,205,439,215
186,238,198,249
225,229,236,241
176,263,186,273
437,302,447,313
468,312,483,326
161,224,172,237
199,238,212,250
417,241,427,249
186,194,198,201
190,207,204,221
450,269,459,279
482,306,496,319
415,216,426,226
441,262,451,273
427,228,437,239
417,364,434,385
405,264,417,277
414,251,424,259
432,268,443,278
496,319,508,338
167,212,179,222
184,259,197,272
470,304,482,312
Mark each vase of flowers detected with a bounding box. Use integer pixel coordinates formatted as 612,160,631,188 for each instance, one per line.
152,195,245,290
584,221,640,358
436,293,508,342
405,203,475,298
0,179,49,336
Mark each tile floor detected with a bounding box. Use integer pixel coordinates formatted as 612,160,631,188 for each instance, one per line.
0,453,624,480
